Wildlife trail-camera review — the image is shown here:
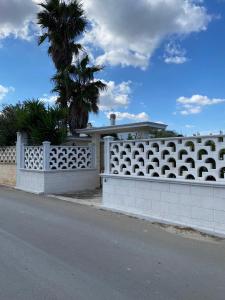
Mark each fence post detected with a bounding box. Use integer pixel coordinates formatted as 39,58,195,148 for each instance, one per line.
103,136,114,174
16,132,27,169
43,141,51,171
89,143,96,169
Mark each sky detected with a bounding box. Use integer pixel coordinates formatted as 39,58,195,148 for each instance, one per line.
0,0,225,136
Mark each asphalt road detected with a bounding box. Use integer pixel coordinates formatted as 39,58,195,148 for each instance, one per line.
0,187,225,300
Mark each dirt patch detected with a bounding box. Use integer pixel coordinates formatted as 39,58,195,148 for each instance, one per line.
152,222,223,243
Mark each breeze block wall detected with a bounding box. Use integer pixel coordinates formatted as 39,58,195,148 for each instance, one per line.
102,135,225,237
16,133,99,194
0,146,16,186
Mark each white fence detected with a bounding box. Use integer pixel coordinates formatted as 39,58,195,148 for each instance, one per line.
107,135,225,182
24,146,44,170
16,133,99,194
0,146,16,164
49,146,92,170
103,135,225,237
23,143,93,171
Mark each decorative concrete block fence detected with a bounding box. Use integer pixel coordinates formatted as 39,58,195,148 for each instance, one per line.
102,135,225,237
0,146,16,186
16,133,98,194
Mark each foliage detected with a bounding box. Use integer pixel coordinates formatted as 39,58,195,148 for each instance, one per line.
0,100,67,146
38,0,106,133
53,55,107,133
37,0,87,71
149,129,182,138
0,104,21,146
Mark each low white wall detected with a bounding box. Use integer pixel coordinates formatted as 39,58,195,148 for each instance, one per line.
0,164,16,186
16,169,99,194
44,169,99,194
16,169,45,194
102,175,225,237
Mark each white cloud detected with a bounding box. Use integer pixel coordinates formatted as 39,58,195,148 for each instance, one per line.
164,41,188,64
106,111,149,122
40,94,58,104
99,80,132,111
0,0,38,40
0,0,212,69
0,85,14,101
177,94,225,115
83,0,212,69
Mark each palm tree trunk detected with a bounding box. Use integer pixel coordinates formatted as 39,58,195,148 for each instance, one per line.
69,102,89,135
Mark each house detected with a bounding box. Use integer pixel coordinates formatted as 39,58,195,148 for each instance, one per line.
68,114,167,173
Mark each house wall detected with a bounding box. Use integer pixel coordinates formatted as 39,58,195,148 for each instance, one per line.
102,175,225,237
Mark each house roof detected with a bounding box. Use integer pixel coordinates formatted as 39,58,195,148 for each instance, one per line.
76,121,167,135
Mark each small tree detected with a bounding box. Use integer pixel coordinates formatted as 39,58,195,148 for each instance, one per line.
0,100,67,146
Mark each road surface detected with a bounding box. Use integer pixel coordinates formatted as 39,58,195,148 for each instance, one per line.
0,186,225,299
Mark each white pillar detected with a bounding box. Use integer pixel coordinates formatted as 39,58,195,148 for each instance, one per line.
16,132,27,169
92,133,101,173
103,136,114,174
89,143,96,169
43,141,51,171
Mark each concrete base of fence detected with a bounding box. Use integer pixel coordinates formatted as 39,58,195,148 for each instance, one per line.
16,169,99,194
102,174,225,237
0,164,16,186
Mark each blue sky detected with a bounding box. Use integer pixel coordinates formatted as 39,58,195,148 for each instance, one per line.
0,0,225,135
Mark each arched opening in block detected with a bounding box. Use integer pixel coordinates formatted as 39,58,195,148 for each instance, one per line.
137,143,145,152
206,175,216,181
162,150,170,160
146,164,154,174
161,165,170,175
146,150,154,159
152,143,159,152
185,158,195,168
167,142,176,152
132,164,140,173
152,172,159,177
137,157,145,166
168,173,176,179
167,157,176,168
219,149,225,160
124,171,131,175
198,166,208,177
185,141,195,151
137,171,144,176
220,167,225,179
124,144,131,152
178,149,188,160
179,165,188,176
205,158,216,169
186,174,195,180
205,140,216,151
197,149,208,160
132,150,140,159
124,157,131,166
152,157,160,167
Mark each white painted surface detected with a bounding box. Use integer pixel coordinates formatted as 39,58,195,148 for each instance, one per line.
108,134,225,182
16,169,45,194
16,169,99,194
44,169,99,194
102,175,225,237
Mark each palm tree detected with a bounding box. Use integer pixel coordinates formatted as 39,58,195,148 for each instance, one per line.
37,0,87,71
68,55,106,133
37,1,106,134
